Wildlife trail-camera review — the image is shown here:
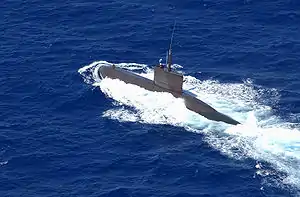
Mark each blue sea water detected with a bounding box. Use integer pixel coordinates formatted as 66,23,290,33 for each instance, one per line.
1,0,300,196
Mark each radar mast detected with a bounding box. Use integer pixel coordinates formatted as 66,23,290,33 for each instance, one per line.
167,21,176,72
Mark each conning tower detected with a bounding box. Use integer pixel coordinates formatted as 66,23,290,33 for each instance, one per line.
154,21,183,93
154,66,183,93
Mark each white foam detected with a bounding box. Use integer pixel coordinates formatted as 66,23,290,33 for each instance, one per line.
103,108,139,122
79,61,300,194
0,161,8,166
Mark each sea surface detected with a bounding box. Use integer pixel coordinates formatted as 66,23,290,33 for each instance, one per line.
1,0,300,196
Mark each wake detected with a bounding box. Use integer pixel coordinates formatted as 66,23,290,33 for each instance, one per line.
79,60,300,194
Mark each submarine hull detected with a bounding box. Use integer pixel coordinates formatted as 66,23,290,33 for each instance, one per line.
98,65,240,125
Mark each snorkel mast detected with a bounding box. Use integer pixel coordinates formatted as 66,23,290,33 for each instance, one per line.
167,21,176,71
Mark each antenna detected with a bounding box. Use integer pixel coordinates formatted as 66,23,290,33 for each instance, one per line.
167,21,176,71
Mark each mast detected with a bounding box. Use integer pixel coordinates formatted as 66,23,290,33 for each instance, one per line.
167,21,176,72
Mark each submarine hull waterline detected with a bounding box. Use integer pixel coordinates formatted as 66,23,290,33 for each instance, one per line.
98,65,240,125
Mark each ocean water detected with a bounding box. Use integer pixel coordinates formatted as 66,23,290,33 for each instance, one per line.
1,0,300,196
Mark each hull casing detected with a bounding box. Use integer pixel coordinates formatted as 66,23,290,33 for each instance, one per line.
98,65,240,125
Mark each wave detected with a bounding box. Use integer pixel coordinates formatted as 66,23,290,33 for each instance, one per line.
79,60,300,194
0,161,8,166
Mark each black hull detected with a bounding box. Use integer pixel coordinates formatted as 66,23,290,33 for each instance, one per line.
98,65,240,125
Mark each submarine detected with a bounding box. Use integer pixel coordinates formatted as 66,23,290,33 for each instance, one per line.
97,29,240,125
